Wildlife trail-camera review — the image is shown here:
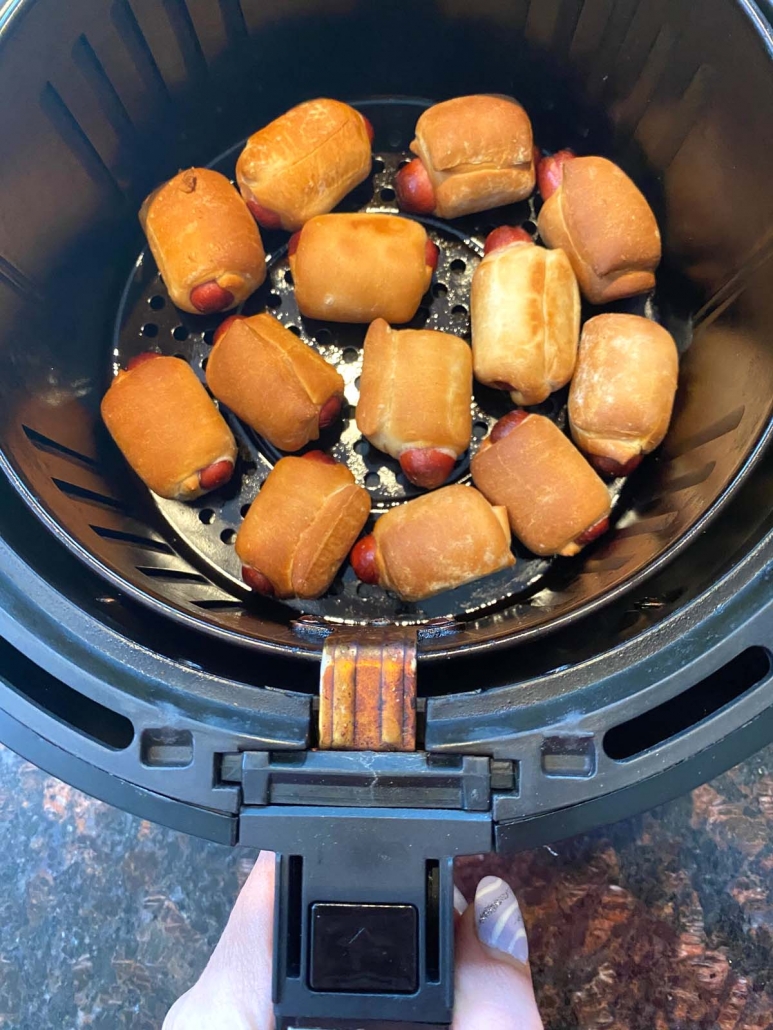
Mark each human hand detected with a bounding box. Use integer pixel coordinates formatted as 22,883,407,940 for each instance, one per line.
164,852,543,1030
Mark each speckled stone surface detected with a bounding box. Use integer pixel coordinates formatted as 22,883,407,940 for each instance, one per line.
1,741,772,1029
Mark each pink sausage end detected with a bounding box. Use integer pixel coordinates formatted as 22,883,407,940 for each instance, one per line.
190,280,235,315
395,158,435,215
242,566,275,596
126,352,160,371
589,454,643,478
246,198,282,230
318,394,343,430
399,448,456,490
575,516,610,547
351,535,379,584
537,149,576,202
198,459,234,492
483,226,534,255
490,409,530,444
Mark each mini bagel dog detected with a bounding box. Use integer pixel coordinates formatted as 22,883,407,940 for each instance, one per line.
471,411,611,556
139,168,266,314
356,318,472,489
236,98,373,232
207,313,345,452
288,213,437,323
236,452,370,599
101,354,236,500
350,484,514,601
471,227,580,405
395,95,535,219
569,313,679,477
537,154,661,304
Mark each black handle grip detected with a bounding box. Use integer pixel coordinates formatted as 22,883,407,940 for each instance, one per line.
239,804,491,1028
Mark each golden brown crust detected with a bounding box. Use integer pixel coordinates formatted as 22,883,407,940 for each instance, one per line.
568,314,679,466
411,95,535,218
356,319,472,459
289,214,433,323
537,157,660,304
372,485,514,601
100,357,236,500
206,314,344,452
235,99,372,231
471,414,610,556
139,168,266,313
235,457,370,599
471,242,580,405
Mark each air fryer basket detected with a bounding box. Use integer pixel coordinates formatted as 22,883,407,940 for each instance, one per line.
2,1,773,1023
2,0,773,666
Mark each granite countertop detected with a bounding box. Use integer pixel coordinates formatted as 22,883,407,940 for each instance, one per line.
1,741,771,1029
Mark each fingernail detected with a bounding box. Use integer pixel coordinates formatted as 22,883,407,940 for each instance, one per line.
454,886,468,915
474,875,529,965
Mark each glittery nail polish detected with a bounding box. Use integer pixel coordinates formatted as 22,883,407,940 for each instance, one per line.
474,875,529,964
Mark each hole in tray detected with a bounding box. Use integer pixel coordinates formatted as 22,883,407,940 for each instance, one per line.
315,328,332,344
343,347,358,363
522,220,537,234
141,323,158,337
240,503,251,518
451,304,468,316
473,420,489,440
267,292,282,309
365,472,381,489
220,527,237,545
450,259,466,273
380,187,396,201
354,439,369,455
284,269,294,286
432,282,448,298
172,325,189,341
149,295,165,310
287,323,301,336
199,508,215,525
372,156,385,173
203,330,215,345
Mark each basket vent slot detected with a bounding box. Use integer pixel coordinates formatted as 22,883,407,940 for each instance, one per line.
604,646,772,760
90,525,175,554
0,637,133,751
23,425,99,469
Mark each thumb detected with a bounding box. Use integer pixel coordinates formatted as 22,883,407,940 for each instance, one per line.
163,849,276,1029
452,875,543,1030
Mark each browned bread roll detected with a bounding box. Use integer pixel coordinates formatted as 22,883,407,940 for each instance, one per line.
398,96,535,219
236,99,373,232
206,313,345,452
236,453,370,599
471,412,611,556
101,354,237,501
350,485,514,601
356,319,472,489
569,314,679,477
288,213,436,323
139,168,266,315
537,156,661,304
471,238,580,405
